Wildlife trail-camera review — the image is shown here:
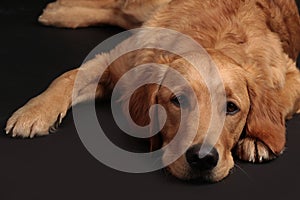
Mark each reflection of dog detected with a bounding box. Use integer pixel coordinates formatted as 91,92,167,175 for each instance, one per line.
5,0,300,182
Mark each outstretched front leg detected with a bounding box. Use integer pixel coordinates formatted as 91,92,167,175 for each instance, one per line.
6,69,77,138
38,0,138,29
38,0,171,29
5,53,112,138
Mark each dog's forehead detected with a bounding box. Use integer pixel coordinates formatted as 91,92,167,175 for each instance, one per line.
162,66,210,96
207,52,247,87
216,62,247,89
159,68,224,105
158,51,248,99
167,54,217,81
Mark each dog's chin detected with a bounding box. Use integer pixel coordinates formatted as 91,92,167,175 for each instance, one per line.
167,167,226,183
187,168,231,184
166,161,232,183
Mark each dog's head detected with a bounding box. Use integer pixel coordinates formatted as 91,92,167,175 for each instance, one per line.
120,50,287,182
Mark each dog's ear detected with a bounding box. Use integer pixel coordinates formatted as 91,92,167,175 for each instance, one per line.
119,52,182,151
128,84,163,151
129,84,158,126
245,79,286,155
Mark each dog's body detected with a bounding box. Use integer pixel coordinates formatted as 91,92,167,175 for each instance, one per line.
5,0,300,182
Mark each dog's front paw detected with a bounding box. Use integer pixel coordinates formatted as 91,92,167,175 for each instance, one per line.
5,98,64,138
235,138,278,163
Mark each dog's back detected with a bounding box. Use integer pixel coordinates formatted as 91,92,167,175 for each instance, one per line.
144,0,300,60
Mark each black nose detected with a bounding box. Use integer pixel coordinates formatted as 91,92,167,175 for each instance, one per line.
185,144,219,171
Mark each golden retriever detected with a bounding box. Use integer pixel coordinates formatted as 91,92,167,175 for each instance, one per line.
5,0,300,182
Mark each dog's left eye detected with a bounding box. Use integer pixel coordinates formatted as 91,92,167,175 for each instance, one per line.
170,95,188,108
226,101,240,115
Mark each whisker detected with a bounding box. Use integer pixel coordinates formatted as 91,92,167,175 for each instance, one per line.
234,163,253,181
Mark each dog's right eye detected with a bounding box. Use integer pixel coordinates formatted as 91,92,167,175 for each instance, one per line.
170,95,188,108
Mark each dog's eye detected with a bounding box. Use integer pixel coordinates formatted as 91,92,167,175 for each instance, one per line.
226,101,240,115
170,95,188,108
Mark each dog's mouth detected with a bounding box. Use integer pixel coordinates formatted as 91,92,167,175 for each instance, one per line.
165,164,220,183
162,143,231,183
186,168,218,183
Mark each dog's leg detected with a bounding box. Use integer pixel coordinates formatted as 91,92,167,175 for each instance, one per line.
38,0,142,29
39,0,171,29
236,60,300,163
5,52,114,138
5,69,79,138
5,26,153,138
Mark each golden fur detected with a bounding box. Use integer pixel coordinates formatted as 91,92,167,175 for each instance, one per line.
5,0,300,182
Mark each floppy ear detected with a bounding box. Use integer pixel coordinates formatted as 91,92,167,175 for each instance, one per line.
118,52,183,151
119,52,181,151
245,80,286,155
128,84,163,151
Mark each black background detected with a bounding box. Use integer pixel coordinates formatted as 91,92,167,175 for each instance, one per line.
0,0,300,199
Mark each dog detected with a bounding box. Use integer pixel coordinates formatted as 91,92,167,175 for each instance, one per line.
5,0,300,182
